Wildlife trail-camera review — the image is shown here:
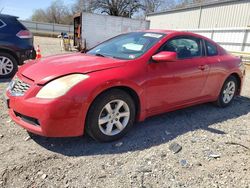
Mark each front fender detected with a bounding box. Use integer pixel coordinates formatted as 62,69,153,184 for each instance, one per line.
66,68,147,134
85,78,146,121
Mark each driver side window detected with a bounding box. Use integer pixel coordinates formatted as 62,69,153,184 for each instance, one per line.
160,37,202,59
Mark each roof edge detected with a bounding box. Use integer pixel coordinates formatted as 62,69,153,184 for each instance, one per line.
0,13,18,18
147,0,246,16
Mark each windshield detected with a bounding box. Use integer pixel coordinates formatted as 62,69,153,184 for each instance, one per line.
87,32,165,60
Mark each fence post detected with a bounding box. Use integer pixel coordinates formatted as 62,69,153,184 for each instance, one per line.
241,30,248,52
198,6,202,29
211,30,214,40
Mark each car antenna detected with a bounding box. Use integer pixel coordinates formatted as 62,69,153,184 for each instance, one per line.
0,8,4,13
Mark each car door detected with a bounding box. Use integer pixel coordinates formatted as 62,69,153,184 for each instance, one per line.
201,40,223,97
146,36,210,113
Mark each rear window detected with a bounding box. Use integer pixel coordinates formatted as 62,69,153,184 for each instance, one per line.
0,19,6,28
11,19,27,30
18,20,28,30
206,41,218,56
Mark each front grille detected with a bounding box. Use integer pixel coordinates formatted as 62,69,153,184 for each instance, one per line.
10,78,30,96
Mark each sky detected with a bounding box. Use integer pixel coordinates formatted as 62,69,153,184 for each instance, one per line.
0,0,74,20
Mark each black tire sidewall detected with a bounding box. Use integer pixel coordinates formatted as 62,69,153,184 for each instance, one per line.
0,52,18,79
86,89,136,142
217,76,238,107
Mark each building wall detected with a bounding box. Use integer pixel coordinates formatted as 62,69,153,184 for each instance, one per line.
186,28,250,52
148,0,250,29
148,8,201,29
199,1,250,28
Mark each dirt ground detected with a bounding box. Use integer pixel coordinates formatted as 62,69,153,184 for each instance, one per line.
33,36,75,57
0,39,249,187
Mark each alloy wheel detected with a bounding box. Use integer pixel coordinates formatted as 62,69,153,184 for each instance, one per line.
222,81,236,104
0,56,14,76
98,100,130,136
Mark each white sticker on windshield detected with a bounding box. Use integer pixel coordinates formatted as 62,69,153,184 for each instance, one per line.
123,43,143,51
143,33,163,38
129,55,136,59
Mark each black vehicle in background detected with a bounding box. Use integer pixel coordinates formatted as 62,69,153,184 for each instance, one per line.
0,14,36,78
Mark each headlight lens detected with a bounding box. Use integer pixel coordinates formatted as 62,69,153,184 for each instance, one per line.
36,74,89,99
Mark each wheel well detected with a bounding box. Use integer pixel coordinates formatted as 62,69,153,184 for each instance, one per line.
0,48,19,65
229,73,241,95
91,86,140,118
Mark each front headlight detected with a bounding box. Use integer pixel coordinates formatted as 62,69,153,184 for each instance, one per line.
36,74,89,99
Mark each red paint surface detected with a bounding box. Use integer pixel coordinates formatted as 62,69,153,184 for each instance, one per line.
7,30,244,137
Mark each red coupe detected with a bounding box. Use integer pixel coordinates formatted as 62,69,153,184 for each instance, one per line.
5,30,245,142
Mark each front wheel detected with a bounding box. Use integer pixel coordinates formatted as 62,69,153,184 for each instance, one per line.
216,76,238,107
86,89,136,142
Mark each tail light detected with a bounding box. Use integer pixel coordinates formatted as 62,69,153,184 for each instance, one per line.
16,30,33,39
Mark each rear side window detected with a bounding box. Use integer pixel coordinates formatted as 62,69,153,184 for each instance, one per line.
18,20,28,30
10,18,27,30
0,19,6,28
160,37,202,59
206,41,218,56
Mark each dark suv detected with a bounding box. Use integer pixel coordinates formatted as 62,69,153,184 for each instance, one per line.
0,14,36,78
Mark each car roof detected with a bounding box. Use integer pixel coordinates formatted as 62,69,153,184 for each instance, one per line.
0,14,18,19
144,29,205,36
144,29,213,41
143,29,177,34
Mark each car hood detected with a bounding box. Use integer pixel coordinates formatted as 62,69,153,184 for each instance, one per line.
19,53,125,85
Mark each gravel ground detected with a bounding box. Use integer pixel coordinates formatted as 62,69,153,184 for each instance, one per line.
34,36,75,57
0,48,249,187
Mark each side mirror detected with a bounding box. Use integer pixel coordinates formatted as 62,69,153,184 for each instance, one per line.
152,51,177,62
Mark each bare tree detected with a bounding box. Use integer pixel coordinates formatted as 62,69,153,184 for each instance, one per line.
31,0,205,24
141,0,176,14
142,0,163,14
89,0,143,18
31,9,48,22
31,0,73,24
47,0,67,23
72,0,92,14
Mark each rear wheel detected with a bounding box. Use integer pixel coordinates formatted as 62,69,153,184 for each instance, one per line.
86,89,136,142
216,76,238,107
0,52,18,79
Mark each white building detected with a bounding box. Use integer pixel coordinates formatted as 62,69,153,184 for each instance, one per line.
147,0,250,29
147,0,250,52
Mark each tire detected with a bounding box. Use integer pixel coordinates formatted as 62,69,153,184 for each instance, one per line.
216,76,238,108
86,89,136,142
0,52,18,79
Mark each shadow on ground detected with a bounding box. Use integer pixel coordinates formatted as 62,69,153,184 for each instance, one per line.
0,79,11,83
30,96,250,156
0,79,10,96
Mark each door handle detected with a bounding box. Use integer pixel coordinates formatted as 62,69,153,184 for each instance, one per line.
198,65,208,71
